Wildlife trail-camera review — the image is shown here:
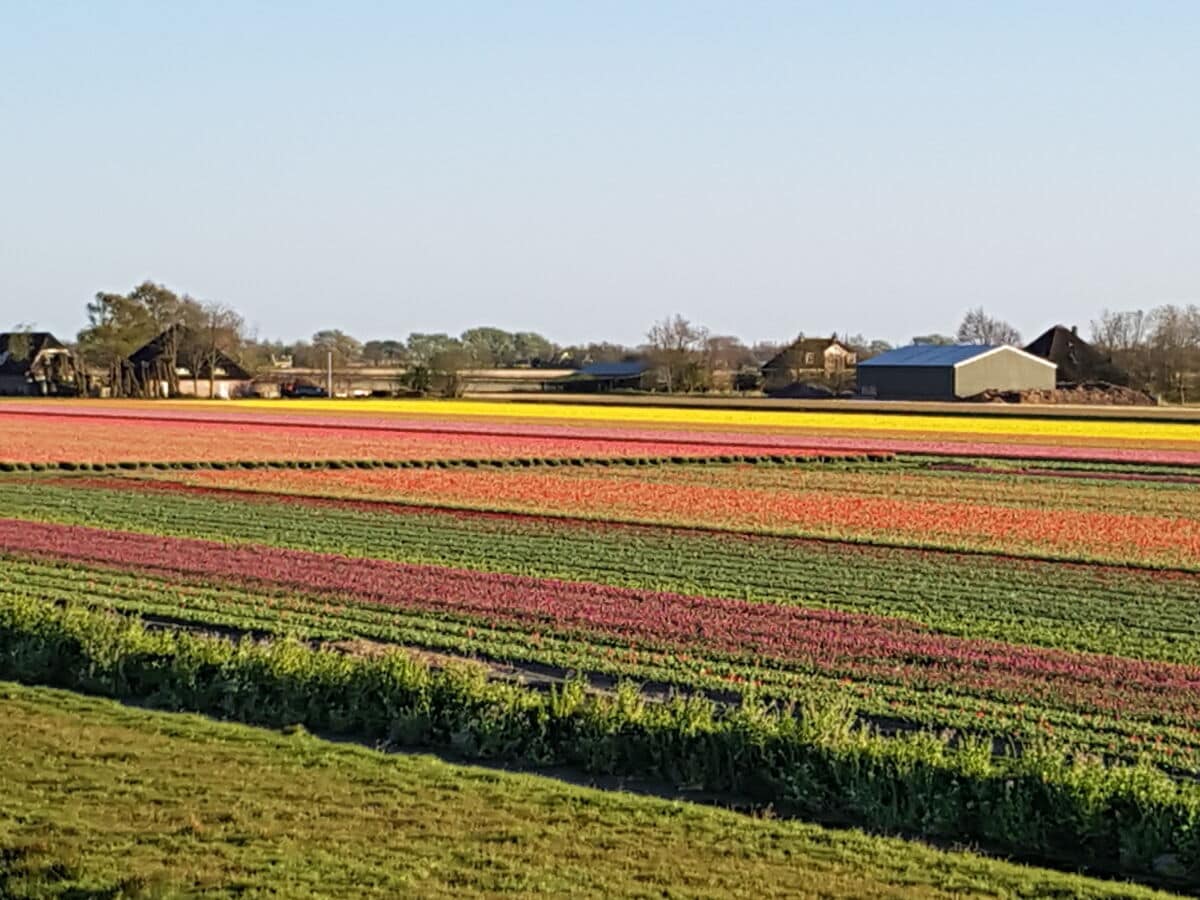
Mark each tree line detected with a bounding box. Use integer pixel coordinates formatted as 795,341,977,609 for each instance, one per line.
1091,306,1200,402
12,281,1200,400
75,283,243,397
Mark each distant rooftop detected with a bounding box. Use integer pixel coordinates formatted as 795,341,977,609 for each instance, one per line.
0,332,70,376
0,331,65,357
857,344,999,368
577,361,649,378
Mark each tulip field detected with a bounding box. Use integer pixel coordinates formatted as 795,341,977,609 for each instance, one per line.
112,456,1200,567
3,399,1200,892
5,397,1200,464
0,407,845,464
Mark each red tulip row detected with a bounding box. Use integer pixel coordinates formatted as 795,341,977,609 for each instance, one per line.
5,517,1199,723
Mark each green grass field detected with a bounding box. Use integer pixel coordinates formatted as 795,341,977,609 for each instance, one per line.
0,682,1177,900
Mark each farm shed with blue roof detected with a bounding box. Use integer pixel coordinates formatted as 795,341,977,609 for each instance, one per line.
542,360,652,393
857,344,1056,400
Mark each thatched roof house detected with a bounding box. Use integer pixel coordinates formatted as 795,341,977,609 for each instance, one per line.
1024,325,1129,385
0,332,84,396
127,326,251,398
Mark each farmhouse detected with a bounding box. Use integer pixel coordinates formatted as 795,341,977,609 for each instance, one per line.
0,331,84,396
128,326,252,398
857,344,1056,400
1024,325,1129,385
761,337,856,392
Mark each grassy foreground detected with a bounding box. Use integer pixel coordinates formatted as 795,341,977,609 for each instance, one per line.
0,684,1177,900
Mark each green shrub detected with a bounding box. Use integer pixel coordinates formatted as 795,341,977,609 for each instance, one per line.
0,595,1195,887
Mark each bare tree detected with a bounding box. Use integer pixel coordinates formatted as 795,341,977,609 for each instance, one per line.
1090,309,1149,355
646,315,709,392
1148,304,1200,403
703,335,756,371
956,308,1021,346
178,302,245,397
1090,306,1200,400
912,333,956,346
202,305,245,397
749,340,783,365
700,335,758,392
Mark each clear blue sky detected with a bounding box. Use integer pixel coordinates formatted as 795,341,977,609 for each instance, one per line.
2,1,1197,347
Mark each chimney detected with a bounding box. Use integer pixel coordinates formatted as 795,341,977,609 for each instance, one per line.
1071,325,1078,336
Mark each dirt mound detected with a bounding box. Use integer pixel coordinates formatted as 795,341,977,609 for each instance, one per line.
969,381,1157,406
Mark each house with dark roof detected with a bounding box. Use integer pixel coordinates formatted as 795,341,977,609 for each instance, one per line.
1024,325,1129,385
761,337,856,392
128,325,252,398
857,344,1056,400
0,332,84,396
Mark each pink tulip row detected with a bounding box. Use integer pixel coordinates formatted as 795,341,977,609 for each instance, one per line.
1,411,857,465
4,517,1199,723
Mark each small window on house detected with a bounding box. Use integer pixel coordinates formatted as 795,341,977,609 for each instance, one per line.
805,352,815,365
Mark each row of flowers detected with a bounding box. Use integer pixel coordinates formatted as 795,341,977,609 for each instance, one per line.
23,474,1200,669
5,517,1199,724
132,464,1200,568
0,412,846,465
5,406,1199,465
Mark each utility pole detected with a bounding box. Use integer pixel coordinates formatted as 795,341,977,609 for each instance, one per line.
326,350,333,398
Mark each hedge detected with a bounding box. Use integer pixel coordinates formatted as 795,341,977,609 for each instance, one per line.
0,594,1195,887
